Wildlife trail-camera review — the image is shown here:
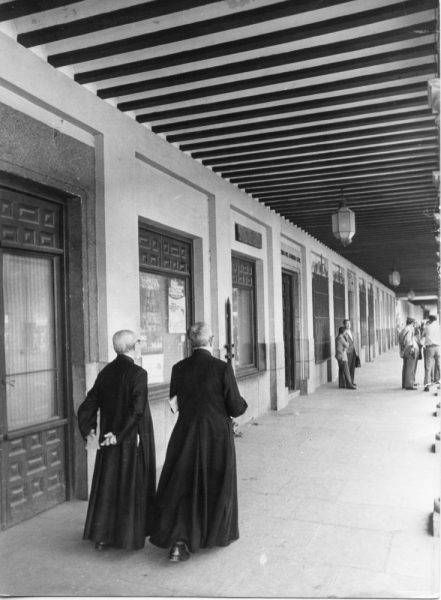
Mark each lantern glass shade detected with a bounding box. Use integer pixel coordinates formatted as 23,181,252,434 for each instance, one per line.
332,204,356,247
388,269,400,287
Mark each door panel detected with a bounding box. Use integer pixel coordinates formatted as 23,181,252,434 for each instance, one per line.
4,253,59,430
6,425,66,527
0,186,67,530
282,272,295,390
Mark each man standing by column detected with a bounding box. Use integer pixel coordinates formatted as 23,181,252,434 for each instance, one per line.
343,319,357,386
422,315,441,392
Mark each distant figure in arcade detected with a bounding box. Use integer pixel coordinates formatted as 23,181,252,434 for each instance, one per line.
343,319,358,384
335,326,356,389
399,317,419,390
422,314,441,391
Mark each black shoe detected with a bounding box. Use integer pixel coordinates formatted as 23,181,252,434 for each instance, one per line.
95,542,109,551
169,541,190,562
424,387,430,392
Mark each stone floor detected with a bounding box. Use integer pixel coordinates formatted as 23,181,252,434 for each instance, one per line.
0,349,439,598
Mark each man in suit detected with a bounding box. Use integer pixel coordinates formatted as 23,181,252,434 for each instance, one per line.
78,329,156,550
343,318,357,385
150,322,247,562
422,314,441,391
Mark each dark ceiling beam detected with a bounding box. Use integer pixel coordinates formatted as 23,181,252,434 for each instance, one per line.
264,190,436,208
284,208,435,222
46,0,437,67
264,199,435,214
213,146,439,174
179,111,434,151
76,19,435,85
99,37,434,100
264,180,436,197
231,166,438,188
218,147,437,178
243,175,437,196
204,131,438,166
0,0,84,22
136,64,434,120
193,122,437,159
167,97,431,144
21,0,355,47
190,122,438,158
233,158,437,186
272,213,434,227
16,1,222,45
117,44,434,108
152,84,429,134
253,174,434,197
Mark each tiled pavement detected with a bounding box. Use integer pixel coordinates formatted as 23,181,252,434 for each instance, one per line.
0,349,439,598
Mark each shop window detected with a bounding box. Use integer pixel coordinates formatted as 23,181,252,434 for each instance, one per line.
139,227,191,388
359,280,367,347
333,267,346,337
312,258,331,363
232,255,257,371
368,285,375,346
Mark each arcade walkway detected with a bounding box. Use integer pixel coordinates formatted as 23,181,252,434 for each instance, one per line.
0,349,439,598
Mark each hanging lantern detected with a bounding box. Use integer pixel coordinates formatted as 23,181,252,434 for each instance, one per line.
388,269,400,287
332,196,356,247
408,289,416,301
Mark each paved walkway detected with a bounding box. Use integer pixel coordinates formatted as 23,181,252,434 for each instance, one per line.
0,349,440,598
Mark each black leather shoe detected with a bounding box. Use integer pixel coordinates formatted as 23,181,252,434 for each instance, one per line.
169,541,190,562
95,542,109,551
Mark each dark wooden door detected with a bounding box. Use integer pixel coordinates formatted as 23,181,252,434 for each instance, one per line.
0,187,67,529
282,271,296,390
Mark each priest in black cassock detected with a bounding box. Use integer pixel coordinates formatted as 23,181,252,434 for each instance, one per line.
77,329,156,551
149,321,247,562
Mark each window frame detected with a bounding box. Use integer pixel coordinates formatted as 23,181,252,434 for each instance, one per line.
138,225,193,400
231,253,258,377
312,270,331,364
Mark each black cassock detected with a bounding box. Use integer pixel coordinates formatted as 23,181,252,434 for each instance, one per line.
77,354,156,550
149,349,247,553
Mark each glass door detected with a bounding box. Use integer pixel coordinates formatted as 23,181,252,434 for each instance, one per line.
1,250,66,528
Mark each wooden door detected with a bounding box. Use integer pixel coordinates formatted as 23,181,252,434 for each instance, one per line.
0,188,67,529
282,271,296,390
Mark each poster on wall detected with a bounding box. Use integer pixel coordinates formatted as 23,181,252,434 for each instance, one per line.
168,278,186,333
139,272,163,352
141,353,164,384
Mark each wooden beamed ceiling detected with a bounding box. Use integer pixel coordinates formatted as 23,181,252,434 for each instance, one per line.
1,0,439,296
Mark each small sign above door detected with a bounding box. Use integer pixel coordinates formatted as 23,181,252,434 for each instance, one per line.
235,223,262,249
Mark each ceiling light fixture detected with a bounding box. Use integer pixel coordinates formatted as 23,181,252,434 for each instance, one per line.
388,269,400,287
332,189,356,247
